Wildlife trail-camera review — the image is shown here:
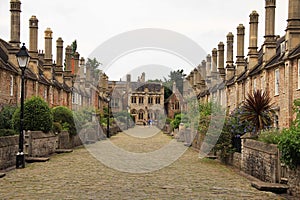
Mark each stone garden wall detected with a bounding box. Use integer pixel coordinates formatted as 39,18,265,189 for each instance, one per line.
0,135,18,170
287,166,300,197
25,131,58,157
241,138,280,183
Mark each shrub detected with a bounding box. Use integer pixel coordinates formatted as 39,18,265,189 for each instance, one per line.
278,127,300,169
52,122,62,134
277,99,300,169
171,113,188,129
0,105,17,129
12,96,52,133
258,129,281,144
0,129,17,137
52,106,76,135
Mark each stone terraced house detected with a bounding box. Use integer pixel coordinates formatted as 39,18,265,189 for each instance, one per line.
0,0,109,113
186,0,300,129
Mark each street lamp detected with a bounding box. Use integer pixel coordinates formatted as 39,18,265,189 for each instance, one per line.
16,43,30,169
126,106,130,129
107,96,111,138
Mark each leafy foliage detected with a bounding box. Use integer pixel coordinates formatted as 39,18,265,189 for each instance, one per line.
86,57,102,82
258,129,281,144
278,127,300,169
240,90,274,134
170,113,189,129
278,99,300,169
52,106,76,135
163,69,186,99
12,96,53,133
0,129,17,137
0,105,17,129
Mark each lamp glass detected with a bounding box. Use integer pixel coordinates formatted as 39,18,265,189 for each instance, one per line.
17,56,29,69
16,44,30,69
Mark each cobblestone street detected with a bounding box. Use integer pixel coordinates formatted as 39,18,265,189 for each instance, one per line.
0,127,283,199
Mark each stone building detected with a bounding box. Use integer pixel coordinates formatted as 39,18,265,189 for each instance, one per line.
164,82,187,119
0,0,108,113
187,0,300,129
109,73,164,125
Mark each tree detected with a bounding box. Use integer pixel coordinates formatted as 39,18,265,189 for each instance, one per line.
163,69,186,99
86,57,102,81
240,90,274,134
71,40,77,55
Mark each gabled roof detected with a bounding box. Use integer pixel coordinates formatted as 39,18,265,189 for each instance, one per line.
288,44,300,59
226,76,235,86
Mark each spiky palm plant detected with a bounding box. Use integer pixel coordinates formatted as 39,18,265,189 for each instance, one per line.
241,90,274,134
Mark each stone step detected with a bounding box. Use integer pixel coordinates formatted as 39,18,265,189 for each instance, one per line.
206,155,218,160
251,181,289,194
55,149,73,154
0,173,5,178
25,157,50,163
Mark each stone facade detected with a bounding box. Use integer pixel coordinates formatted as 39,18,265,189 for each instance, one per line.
0,0,109,113
109,73,165,125
186,0,300,130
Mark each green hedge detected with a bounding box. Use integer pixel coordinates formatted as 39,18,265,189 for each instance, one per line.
0,106,17,129
52,106,76,135
0,129,17,137
12,96,53,133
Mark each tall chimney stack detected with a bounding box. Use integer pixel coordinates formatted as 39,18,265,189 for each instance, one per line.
44,28,53,65
9,0,21,47
44,28,53,80
200,60,207,90
218,42,225,81
211,48,218,83
286,0,300,51
65,46,72,71
263,0,276,64
55,37,64,84
236,24,246,76
226,32,235,80
74,52,80,76
248,11,259,71
29,16,38,58
206,54,212,83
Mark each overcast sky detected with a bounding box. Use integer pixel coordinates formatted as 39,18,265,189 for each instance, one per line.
0,0,288,81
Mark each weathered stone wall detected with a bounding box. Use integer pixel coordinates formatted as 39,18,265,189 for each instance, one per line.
57,131,71,149
241,139,280,183
26,131,57,157
287,166,300,197
0,135,18,170
227,152,241,169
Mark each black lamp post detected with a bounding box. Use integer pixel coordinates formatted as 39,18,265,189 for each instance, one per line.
16,43,30,169
107,96,111,138
126,106,130,129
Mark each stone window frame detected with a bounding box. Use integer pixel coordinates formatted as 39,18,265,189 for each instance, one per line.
9,75,14,96
253,78,257,92
298,59,300,90
138,97,144,104
261,75,265,92
275,69,280,96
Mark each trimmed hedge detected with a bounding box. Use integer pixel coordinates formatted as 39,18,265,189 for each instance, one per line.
0,129,17,137
52,106,76,135
12,96,53,133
